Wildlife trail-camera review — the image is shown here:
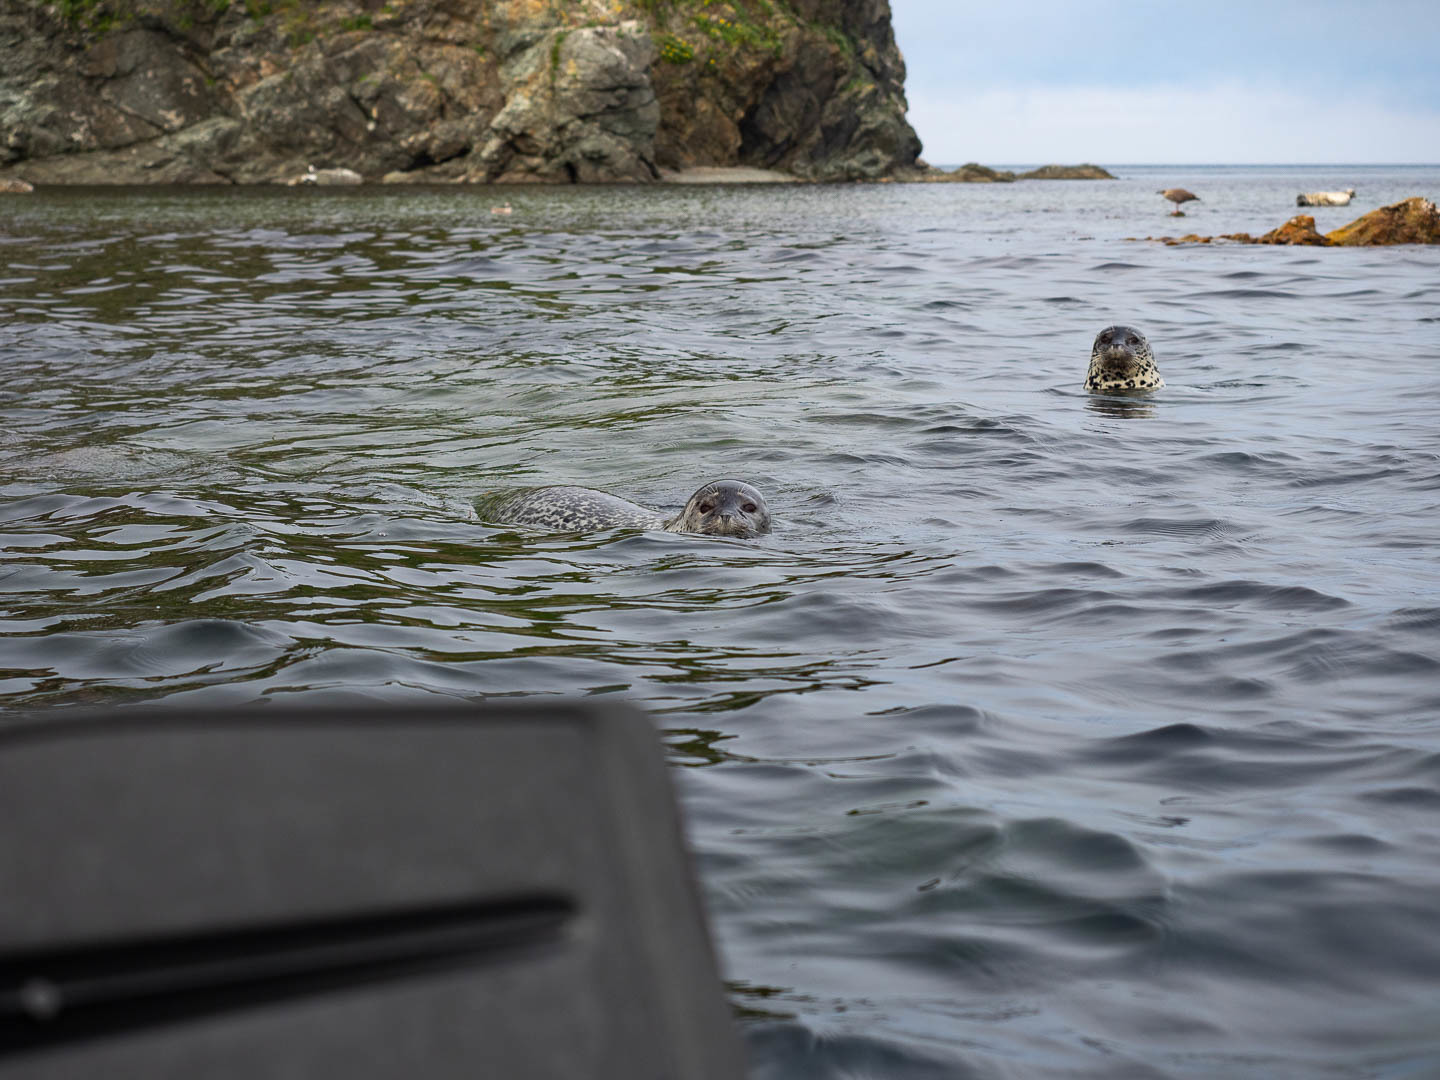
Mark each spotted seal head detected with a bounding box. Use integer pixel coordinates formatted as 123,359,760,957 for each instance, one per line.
487,479,771,538
667,480,770,538
1085,326,1164,392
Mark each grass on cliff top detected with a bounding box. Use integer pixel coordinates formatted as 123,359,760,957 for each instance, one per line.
635,0,857,63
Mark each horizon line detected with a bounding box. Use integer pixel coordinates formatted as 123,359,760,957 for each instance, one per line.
933,162,1440,168
930,162,1440,169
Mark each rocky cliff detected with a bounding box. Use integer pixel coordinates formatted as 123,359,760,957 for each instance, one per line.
0,0,922,184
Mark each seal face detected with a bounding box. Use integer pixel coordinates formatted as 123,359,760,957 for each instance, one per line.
1085,326,1164,392
487,480,771,537
667,480,771,538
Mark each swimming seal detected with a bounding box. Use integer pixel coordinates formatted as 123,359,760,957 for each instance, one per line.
488,479,771,538
1085,326,1164,392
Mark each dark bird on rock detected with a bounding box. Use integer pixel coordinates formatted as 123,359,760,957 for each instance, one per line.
1159,188,1199,215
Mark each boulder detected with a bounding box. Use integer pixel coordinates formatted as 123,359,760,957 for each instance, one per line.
0,177,33,193
1255,214,1332,246
1326,196,1440,246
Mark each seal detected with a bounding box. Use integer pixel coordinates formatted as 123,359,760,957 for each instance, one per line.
1296,188,1355,207
1085,326,1164,392
488,479,771,538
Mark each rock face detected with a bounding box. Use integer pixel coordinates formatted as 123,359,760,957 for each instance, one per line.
1326,196,1440,246
0,0,921,184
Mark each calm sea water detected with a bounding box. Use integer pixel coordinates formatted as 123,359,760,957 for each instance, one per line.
3,164,1439,1078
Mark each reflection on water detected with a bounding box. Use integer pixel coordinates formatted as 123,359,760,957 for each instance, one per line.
1083,393,1157,419
4,168,1440,1078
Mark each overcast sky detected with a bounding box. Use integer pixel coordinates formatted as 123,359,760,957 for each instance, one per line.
889,1,1440,165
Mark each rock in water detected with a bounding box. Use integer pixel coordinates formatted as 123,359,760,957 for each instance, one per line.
1256,215,1332,246
1326,197,1440,246
1019,164,1115,180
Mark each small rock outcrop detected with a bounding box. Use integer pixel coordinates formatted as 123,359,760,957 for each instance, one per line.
909,162,1114,183
0,176,33,192
1326,196,1440,246
0,0,922,185
912,162,1015,183
1256,214,1332,246
1019,163,1114,180
1145,197,1440,247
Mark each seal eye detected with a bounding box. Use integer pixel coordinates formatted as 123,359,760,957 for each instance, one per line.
699,502,714,514
742,503,757,513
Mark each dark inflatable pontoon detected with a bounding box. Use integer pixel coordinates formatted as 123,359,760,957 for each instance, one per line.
0,701,741,1079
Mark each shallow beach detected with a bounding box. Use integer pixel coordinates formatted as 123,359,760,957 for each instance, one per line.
3,164,1439,1078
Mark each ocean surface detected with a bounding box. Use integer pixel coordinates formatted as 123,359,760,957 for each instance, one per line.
3,163,1439,1078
